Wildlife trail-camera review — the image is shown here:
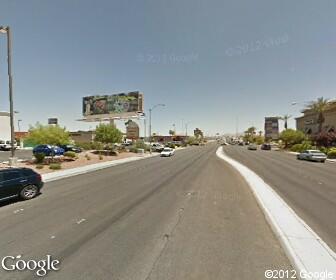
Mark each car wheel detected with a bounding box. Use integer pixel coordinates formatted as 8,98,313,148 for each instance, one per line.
20,185,39,200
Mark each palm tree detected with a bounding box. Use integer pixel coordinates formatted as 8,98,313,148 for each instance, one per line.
279,114,292,130
305,97,330,133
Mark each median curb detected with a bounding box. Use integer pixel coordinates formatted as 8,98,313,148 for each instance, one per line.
42,153,160,183
216,147,336,279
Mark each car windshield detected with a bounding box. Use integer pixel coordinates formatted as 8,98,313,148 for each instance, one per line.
309,150,323,154
163,148,171,151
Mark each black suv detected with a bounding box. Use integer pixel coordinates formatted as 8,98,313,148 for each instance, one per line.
0,168,43,202
59,145,82,153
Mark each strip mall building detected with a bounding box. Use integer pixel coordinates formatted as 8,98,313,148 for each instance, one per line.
296,100,336,135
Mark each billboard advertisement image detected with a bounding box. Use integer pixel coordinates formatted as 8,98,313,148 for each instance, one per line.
83,91,144,118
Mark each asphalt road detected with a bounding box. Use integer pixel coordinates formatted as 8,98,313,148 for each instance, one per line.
223,145,336,252
0,144,292,279
0,149,33,162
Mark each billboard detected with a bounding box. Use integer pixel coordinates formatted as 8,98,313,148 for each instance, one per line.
265,117,279,140
48,118,58,125
83,91,144,118
126,120,140,140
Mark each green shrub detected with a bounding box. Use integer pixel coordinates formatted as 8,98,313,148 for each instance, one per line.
49,163,62,170
34,153,45,164
327,148,336,159
76,142,92,150
129,146,137,153
36,164,44,169
319,146,330,155
290,142,312,152
64,151,76,158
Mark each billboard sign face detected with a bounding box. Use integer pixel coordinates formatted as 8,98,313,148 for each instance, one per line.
83,91,144,118
126,120,140,140
48,118,58,125
264,117,279,140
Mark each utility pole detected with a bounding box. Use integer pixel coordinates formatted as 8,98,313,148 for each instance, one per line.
0,26,16,165
148,104,165,154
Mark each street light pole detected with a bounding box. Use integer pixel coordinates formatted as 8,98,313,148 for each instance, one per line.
0,26,16,165
148,104,165,154
18,119,22,132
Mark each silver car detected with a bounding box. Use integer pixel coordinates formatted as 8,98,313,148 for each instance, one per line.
297,150,327,163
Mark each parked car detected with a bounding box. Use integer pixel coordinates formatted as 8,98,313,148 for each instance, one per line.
261,143,271,150
33,145,65,156
0,140,18,151
297,150,327,163
160,147,175,157
59,144,82,153
0,168,43,201
151,143,165,152
248,144,258,150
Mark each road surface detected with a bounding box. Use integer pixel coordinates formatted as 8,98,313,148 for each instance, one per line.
0,144,292,279
223,145,336,252
0,149,33,162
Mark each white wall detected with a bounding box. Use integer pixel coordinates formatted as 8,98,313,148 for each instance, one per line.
0,112,11,141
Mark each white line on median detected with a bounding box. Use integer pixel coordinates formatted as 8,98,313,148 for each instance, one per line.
216,147,336,279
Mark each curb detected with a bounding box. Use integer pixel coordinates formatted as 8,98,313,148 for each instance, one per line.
42,153,159,183
216,147,336,279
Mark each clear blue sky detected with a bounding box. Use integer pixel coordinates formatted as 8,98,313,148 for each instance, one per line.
0,0,335,136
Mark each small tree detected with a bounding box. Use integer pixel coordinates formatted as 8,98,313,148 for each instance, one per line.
279,129,306,148
305,97,330,133
25,123,71,146
313,131,336,147
95,124,123,146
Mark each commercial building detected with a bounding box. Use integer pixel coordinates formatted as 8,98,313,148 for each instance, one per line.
69,130,96,143
296,100,336,135
264,117,279,140
151,135,188,144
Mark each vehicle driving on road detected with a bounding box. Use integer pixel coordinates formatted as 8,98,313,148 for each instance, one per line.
0,168,43,201
261,143,271,150
160,147,175,157
248,144,258,150
297,150,327,163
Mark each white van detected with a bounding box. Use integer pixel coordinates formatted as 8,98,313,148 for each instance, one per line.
0,140,18,151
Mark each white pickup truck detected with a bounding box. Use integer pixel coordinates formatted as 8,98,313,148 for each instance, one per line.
0,140,18,151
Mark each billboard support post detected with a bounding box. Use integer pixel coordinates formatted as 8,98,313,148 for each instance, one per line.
148,104,165,154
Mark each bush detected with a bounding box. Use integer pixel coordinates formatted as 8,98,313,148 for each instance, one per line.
34,153,45,164
49,163,62,170
64,151,76,158
99,154,104,160
36,164,44,169
76,142,92,150
327,148,336,159
280,129,306,148
85,154,91,160
319,146,330,155
290,142,312,152
129,146,137,153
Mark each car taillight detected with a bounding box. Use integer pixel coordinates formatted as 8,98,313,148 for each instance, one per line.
37,174,42,181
